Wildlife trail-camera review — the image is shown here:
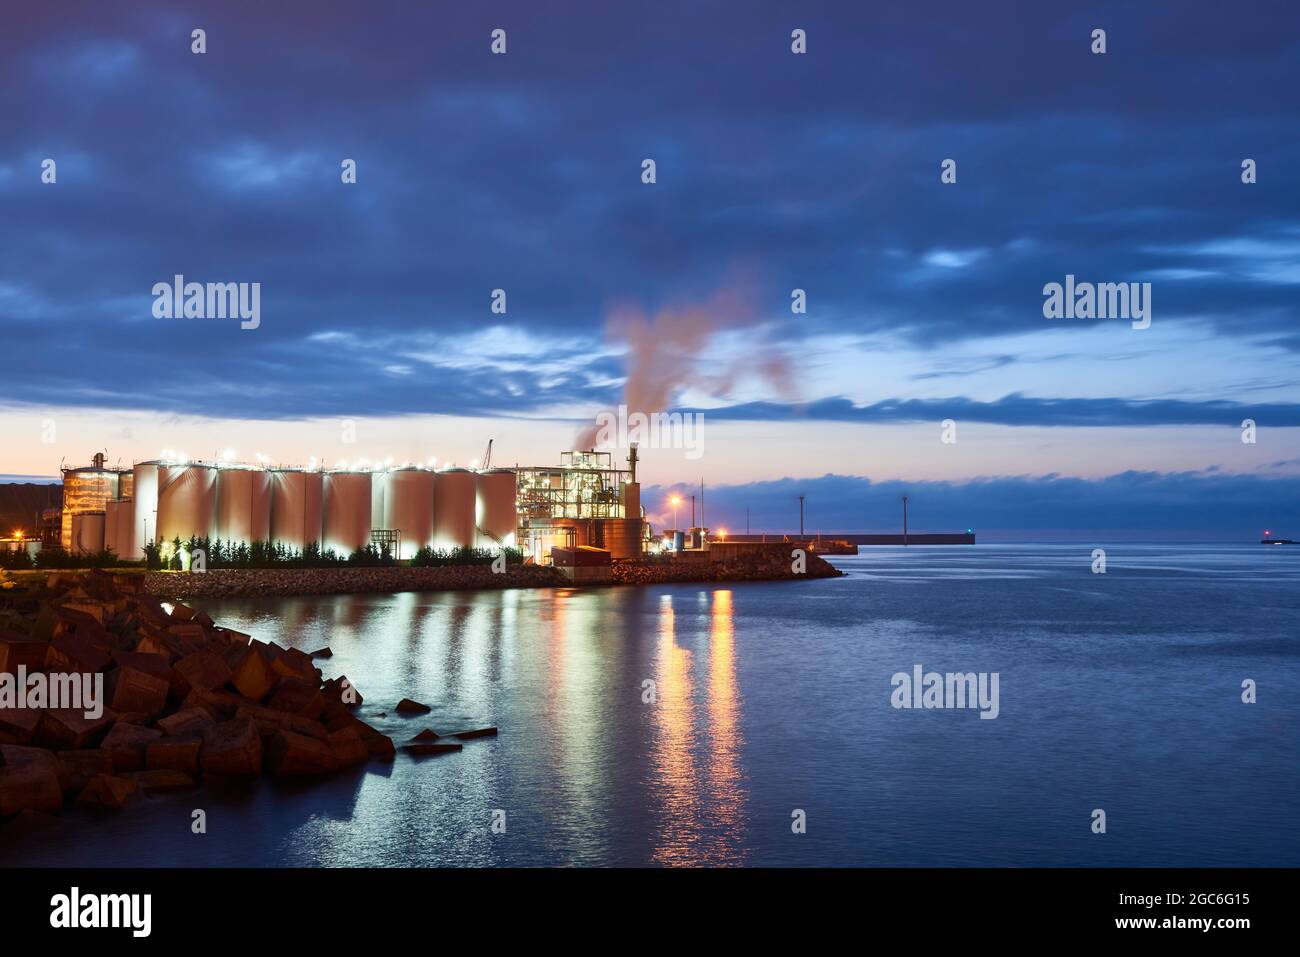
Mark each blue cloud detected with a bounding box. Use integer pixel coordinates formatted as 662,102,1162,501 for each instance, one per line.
1,0,1298,424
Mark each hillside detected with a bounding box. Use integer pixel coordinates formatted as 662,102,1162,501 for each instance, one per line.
0,482,62,535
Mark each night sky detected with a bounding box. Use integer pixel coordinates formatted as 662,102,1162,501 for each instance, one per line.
2,1,1298,536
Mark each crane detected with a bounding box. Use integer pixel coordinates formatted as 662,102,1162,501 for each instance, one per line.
482,438,493,470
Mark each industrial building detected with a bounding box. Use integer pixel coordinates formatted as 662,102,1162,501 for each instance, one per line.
514,448,646,559
50,446,648,564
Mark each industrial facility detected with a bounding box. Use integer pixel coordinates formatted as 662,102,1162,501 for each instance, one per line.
51,446,650,565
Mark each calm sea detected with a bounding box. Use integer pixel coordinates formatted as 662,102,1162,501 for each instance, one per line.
4,544,1298,866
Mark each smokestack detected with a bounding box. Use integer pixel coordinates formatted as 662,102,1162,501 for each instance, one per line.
628,444,638,484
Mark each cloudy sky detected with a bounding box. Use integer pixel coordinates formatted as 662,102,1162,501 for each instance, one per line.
2,1,1298,537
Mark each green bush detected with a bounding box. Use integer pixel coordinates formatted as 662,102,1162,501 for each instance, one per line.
410,545,523,567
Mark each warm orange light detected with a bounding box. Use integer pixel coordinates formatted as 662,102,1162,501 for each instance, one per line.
670,495,681,505
12,530,22,540
718,528,727,540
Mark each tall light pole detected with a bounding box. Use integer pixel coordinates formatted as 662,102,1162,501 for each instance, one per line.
670,495,681,530
902,495,909,546
798,495,805,536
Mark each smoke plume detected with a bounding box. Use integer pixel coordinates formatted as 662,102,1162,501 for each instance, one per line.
576,282,792,449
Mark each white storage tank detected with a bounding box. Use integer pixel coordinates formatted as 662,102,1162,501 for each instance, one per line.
129,462,161,560
217,466,272,545
157,464,217,545
270,469,323,550
434,468,476,549
103,500,122,557
371,471,388,533
476,469,517,547
115,499,134,559
385,468,436,558
71,512,106,555
323,470,372,555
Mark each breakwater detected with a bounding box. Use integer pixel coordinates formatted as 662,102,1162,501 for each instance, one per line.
141,552,842,600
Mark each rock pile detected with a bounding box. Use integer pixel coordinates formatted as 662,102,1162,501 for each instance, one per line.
144,564,564,600
0,570,394,817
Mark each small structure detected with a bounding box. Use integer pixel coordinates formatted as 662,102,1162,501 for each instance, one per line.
550,545,612,584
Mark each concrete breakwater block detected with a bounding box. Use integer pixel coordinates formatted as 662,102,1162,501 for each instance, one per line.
124,769,196,794
395,698,432,715
76,773,141,810
451,727,498,740
402,742,462,757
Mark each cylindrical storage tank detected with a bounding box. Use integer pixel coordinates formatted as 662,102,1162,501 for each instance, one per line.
216,467,271,546
385,468,436,558
71,512,106,555
371,471,388,530
116,499,134,559
129,462,161,560
476,469,517,548
323,471,372,556
117,470,134,501
157,464,217,546
270,469,323,551
621,481,640,520
603,518,643,559
103,500,121,557
60,468,121,549
433,468,475,549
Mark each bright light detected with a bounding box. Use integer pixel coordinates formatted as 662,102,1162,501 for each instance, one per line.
221,448,236,461
718,528,727,540
670,495,681,505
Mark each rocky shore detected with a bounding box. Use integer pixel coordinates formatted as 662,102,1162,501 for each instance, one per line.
0,570,399,818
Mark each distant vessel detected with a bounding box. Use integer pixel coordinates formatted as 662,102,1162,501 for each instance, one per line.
1260,530,1296,545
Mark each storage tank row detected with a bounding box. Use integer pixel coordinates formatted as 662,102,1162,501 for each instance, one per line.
102,464,514,559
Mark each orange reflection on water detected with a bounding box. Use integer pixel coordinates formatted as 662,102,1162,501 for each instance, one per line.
705,590,746,863
650,590,747,866
651,595,698,865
